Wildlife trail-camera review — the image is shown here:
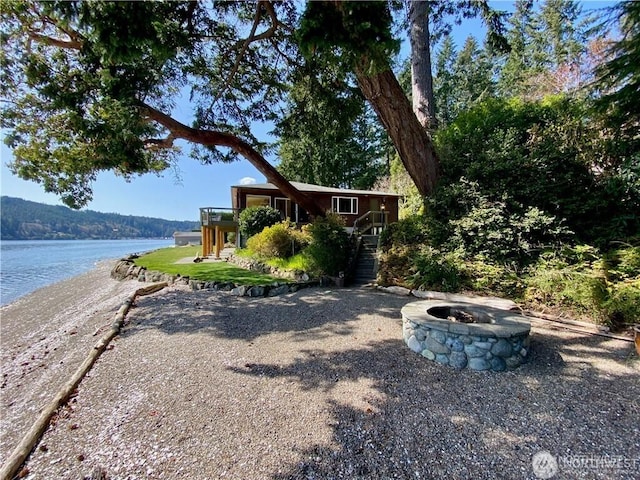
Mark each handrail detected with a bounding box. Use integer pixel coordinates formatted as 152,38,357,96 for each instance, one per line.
353,210,388,234
199,207,240,226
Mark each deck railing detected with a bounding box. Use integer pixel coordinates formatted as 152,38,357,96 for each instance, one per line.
199,207,239,226
352,210,388,235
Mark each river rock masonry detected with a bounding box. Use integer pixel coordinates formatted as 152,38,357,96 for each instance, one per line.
401,300,531,371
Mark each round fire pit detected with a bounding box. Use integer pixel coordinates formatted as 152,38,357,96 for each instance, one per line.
401,300,531,371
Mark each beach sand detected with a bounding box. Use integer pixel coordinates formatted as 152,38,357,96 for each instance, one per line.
0,261,143,465
1,264,639,479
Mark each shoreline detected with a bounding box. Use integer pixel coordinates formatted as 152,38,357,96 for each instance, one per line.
0,261,146,463
0,239,174,306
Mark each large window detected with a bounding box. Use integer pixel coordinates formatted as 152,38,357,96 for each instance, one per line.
332,196,358,215
246,195,271,208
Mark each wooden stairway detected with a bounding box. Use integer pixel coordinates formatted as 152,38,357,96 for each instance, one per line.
352,235,379,286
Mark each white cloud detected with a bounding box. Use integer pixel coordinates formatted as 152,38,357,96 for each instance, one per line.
239,176,257,185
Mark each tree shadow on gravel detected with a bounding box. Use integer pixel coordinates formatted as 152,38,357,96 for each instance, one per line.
124,287,412,342
122,286,639,478
228,332,639,480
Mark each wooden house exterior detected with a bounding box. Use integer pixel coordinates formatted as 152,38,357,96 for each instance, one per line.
200,182,400,258
231,181,400,228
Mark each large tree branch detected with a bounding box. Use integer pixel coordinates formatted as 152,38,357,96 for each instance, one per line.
27,30,82,50
138,102,324,217
212,1,285,109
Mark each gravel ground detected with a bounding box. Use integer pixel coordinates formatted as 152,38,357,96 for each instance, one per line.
1,268,639,480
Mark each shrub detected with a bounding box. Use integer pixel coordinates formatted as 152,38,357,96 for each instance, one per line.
605,279,640,325
434,96,640,246
408,246,463,292
427,178,571,267
239,206,282,238
523,245,640,327
379,215,428,251
462,257,525,298
377,245,415,287
246,221,309,259
304,213,352,276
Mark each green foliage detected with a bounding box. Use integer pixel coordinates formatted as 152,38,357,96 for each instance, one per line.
594,1,640,127
496,0,595,99
379,215,428,250
377,245,415,288
275,60,388,190
424,178,571,266
434,97,640,246
246,222,309,260
461,257,524,298
134,246,278,284
605,279,640,325
407,246,463,292
389,155,423,217
525,245,640,326
1,1,298,207
446,189,570,265
265,253,312,273
304,213,352,276
446,36,495,123
238,206,282,239
298,1,399,75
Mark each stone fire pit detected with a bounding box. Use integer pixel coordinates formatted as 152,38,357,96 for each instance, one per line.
401,300,531,371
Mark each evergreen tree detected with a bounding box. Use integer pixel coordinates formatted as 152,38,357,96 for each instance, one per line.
594,1,640,128
497,0,596,99
498,0,535,97
451,36,495,117
433,36,457,127
274,62,388,190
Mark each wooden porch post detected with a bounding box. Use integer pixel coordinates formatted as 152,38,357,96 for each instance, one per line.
201,226,208,257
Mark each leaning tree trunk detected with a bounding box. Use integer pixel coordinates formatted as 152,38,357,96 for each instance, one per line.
355,66,440,198
141,104,325,218
409,0,436,129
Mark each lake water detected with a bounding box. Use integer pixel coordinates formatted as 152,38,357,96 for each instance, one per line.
0,239,174,306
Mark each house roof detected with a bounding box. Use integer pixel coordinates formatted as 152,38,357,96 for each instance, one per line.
231,181,401,197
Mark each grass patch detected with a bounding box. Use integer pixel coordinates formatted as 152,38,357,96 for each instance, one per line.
265,253,311,271
134,246,279,284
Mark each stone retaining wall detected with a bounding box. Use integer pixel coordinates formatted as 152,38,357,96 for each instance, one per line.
110,257,317,298
226,255,310,282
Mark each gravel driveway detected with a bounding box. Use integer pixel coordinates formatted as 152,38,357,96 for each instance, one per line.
2,276,639,479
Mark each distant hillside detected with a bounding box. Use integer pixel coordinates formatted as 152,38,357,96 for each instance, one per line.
1,196,199,240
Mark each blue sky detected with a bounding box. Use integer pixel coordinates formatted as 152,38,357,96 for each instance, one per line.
0,1,615,221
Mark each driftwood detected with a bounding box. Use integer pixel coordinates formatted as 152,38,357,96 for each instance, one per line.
525,313,634,342
0,282,168,480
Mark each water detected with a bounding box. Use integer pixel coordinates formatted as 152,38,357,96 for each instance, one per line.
0,239,174,306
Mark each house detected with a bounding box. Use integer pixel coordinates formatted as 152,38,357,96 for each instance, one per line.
173,231,202,246
231,181,399,229
199,181,400,258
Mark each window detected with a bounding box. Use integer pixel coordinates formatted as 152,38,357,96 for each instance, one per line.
332,196,358,215
274,197,291,219
246,195,271,208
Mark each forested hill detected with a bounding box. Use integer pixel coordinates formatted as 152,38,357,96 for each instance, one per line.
0,196,199,240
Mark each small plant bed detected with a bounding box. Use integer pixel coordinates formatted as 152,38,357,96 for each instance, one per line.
134,246,279,284
233,215,354,285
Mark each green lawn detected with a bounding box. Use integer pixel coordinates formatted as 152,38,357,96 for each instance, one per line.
134,246,279,284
